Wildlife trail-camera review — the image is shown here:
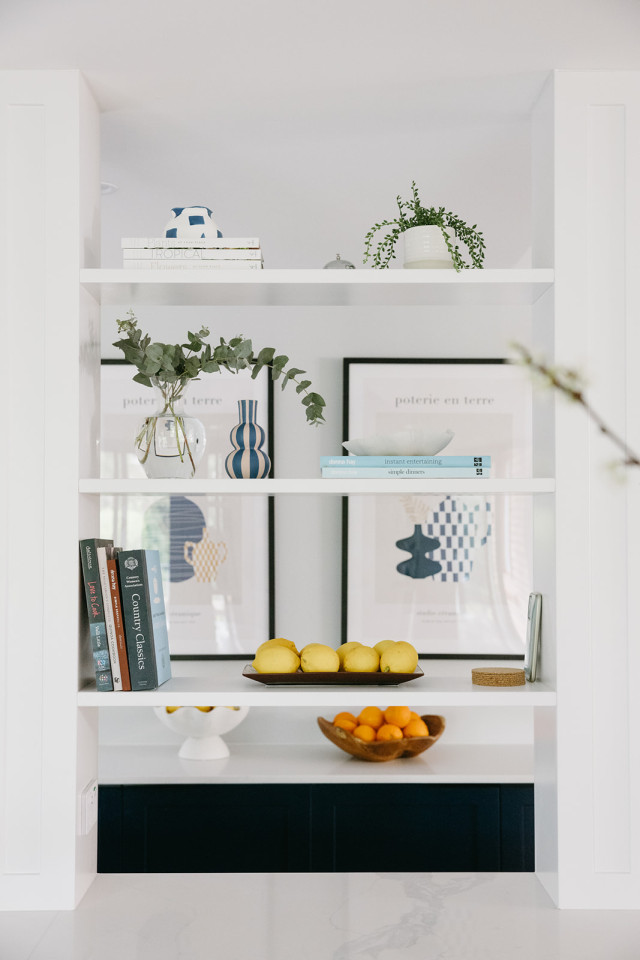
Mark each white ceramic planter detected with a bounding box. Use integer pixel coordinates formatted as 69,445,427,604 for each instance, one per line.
403,225,454,269
154,705,250,760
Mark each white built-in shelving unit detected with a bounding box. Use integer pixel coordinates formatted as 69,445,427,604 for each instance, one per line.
80,267,554,307
78,659,556,708
80,477,554,495
2,69,640,914
99,743,535,786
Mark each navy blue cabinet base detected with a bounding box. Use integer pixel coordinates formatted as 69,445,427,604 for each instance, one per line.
98,784,533,873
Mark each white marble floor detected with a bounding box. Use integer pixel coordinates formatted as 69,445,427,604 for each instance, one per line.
1,873,640,960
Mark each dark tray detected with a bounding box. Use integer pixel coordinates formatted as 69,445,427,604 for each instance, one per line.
242,664,424,685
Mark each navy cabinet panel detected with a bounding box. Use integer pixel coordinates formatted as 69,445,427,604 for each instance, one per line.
310,784,501,872
98,783,533,873
98,785,124,873
499,785,535,871
102,785,312,873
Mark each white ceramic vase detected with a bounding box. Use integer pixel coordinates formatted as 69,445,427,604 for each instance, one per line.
154,705,250,760
403,225,454,269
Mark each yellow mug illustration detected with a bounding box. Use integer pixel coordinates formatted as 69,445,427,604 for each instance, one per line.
184,527,228,583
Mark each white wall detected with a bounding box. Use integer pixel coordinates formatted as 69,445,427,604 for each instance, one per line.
100,115,533,270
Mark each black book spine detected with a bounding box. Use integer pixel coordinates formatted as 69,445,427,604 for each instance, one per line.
79,539,114,692
117,549,158,691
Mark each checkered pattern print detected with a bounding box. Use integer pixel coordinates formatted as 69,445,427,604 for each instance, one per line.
425,497,492,582
184,529,228,583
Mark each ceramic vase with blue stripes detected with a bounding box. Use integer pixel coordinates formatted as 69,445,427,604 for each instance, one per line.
225,400,271,479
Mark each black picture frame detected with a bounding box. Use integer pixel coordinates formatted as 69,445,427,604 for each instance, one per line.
100,359,275,659
341,357,533,659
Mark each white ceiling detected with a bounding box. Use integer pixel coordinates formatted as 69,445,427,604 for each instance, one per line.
3,0,639,114
2,0,640,266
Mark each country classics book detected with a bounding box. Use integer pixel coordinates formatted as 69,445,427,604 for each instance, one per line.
121,237,260,248
96,545,124,691
79,538,114,692
320,455,491,468
320,466,491,479
117,549,171,691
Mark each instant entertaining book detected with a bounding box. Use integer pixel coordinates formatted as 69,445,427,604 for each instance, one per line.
117,549,171,691
320,455,491,468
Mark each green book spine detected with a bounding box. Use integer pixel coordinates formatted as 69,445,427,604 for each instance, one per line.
79,539,114,692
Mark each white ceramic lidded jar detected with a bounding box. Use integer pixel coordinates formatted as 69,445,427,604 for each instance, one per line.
403,225,454,269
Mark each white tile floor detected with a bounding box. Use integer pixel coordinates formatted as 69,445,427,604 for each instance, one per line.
1,873,640,960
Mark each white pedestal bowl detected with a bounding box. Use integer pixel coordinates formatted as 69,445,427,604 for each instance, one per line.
154,705,250,760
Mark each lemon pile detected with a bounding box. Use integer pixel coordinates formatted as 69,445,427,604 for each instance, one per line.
251,637,418,674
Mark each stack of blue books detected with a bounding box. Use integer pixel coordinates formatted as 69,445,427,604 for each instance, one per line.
319,455,491,478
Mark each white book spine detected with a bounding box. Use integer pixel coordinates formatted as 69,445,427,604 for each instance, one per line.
123,247,263,260
121,237,260,249
96,547,123,691
121,259,264,270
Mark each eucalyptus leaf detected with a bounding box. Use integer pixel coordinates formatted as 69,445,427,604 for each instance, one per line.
114,311,327,426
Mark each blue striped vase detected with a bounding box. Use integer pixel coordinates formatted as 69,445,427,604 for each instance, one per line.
225,399,271,479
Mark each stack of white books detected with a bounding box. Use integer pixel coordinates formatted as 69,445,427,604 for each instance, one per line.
121,237,264,270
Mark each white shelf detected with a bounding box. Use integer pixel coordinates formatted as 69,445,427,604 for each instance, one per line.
79,661,556,707
99,742,534,785
80,267,554,307
81,477,555,496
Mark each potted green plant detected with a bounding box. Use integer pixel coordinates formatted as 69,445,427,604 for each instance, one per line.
363,181,485,271
113,311,326,478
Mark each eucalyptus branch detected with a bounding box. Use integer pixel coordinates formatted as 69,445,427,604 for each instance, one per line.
114,310,326,425
511,343,640,469
363,181,485,271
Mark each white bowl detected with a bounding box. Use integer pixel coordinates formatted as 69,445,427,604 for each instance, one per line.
154,705,249,760
343,427,454,457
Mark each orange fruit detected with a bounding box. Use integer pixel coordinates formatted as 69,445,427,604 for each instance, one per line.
333,711,358,732
384,705,411,728
352,724,376,742
409,711,421,722
402,717,430,738
376,723,404,741
357,705,384,730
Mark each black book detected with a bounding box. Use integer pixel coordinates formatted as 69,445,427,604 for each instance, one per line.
79,538,114,692
117,549,172,691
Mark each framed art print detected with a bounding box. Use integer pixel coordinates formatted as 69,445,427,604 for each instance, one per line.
100,360,274,658
342,358,533,658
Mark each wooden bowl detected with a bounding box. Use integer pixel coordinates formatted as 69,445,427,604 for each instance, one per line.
317,714,445,762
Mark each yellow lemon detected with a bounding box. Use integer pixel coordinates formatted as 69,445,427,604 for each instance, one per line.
252,645,300,674
299,643,340,672
373,639,396,657
380,641,418,674
194,706,214,712
255,637,300,656
336,641,362,666
343,645,380,673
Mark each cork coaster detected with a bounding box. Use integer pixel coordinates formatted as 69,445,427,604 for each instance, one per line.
472,667,526,687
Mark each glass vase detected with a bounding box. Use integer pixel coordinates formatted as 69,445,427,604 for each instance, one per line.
225,399,271,478
135,378,206,479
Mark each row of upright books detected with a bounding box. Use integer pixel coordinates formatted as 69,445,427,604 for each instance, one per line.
79,539,171,692
121,236,264,269
319,455,491,478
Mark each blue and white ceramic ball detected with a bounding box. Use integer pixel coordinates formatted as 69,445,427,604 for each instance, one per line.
164,205,222,239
